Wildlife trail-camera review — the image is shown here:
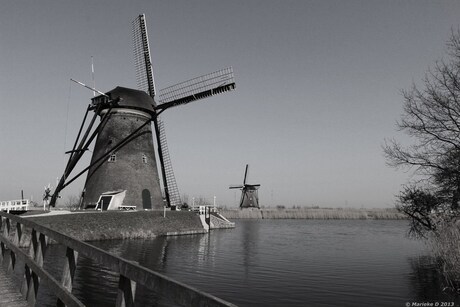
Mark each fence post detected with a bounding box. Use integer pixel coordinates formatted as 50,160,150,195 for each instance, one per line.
57,246,79,306
21,263,32,298
1,217,11,263
21,227,35,298
0,217,4,262
26,230,49,305
7,247,16,273
116,275,136,307
3,217,10,238
35,232,49,267
14,222,23,245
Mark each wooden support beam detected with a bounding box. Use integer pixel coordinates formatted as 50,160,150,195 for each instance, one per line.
3,217,10,238
116,275,136,307
61,247,78,291
14,222,23,245
21,264,32,298
57,247,79,306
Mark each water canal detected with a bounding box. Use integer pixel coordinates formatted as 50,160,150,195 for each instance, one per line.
35,219,459,306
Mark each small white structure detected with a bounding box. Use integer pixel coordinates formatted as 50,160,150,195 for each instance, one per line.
95,190,134,210
0,199,30,213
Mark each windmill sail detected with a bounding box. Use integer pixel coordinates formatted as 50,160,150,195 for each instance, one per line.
157,67,235,110
132,14,181,207
243,164,249,185
132,14,156,98
157,117,182,207
132,14,236,208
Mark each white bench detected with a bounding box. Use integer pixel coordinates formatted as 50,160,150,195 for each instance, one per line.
118,206,136,211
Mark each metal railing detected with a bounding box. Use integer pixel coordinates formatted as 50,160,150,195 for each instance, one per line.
191,206,218,215
0,199,29,213
0,211,237,307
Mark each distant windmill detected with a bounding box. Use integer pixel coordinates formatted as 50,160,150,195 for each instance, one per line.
229,164,260,209
49,14,235,209
43,184,52,210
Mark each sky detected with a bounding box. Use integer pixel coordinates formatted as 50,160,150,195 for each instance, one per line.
1,0,460,208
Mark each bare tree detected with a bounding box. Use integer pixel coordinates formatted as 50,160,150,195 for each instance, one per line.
65,194,80,211
394,186,441,237
195,196,211,206
384,29,460,236
181,193,190,208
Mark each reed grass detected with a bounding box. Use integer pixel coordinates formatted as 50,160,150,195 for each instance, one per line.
220,208,406,220
430,219,460,292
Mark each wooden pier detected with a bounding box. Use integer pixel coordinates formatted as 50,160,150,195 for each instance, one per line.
0,211,237,307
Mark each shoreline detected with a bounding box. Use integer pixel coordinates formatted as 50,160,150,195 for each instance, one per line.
220,208,406,219
9,207,406,243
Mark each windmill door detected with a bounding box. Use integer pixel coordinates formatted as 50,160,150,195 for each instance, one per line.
99,196,112,210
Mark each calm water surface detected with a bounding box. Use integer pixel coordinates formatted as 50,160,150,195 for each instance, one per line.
36,219,460,306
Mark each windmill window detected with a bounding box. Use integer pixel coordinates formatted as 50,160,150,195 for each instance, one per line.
108,153,117,162
142,154,148,164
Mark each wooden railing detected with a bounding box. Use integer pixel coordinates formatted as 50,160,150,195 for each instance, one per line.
0,211,237,307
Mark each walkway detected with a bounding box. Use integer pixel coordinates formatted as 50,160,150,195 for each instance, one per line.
0,266,27,307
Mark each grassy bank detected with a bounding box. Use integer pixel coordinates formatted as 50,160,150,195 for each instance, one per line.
220,208,406,219
26,210,206,241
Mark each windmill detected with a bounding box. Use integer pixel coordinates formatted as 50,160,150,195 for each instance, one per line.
48,14,235,209
43,184,52,210
229,164,261,209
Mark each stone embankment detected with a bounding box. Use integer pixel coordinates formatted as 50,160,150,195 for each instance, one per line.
25,210,207,241
210,213,235,229
220,208,406,219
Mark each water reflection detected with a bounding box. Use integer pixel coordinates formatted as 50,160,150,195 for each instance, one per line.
240,220,259,277
72,256,119,306
95,237,174,306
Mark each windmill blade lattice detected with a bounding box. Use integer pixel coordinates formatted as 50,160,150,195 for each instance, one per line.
243,164,249,185
132,14,156,97
157,117,182,207
157,67,235,109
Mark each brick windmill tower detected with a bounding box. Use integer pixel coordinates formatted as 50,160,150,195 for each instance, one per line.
82,87,163,209
49,14,235,210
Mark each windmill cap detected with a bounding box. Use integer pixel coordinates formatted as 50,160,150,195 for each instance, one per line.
92,86,155,115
